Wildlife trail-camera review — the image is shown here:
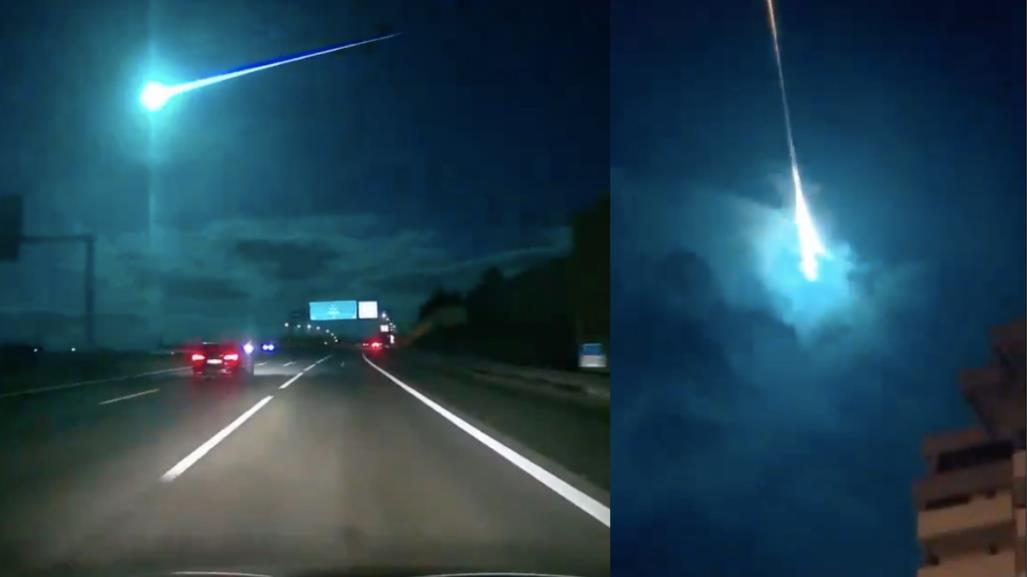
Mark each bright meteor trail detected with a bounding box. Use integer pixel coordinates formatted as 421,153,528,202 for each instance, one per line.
764,0,827,281
140,32,401,112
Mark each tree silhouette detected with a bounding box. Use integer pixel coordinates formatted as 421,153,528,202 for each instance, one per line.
417,288,463,322
410,194,609,370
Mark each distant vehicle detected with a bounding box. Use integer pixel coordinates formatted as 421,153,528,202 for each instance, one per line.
362,337,385,353
190,341,255,379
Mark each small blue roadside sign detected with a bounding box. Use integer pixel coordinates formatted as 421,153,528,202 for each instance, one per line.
579,342,607,369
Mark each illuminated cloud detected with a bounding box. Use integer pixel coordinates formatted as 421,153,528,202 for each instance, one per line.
0,213,568,348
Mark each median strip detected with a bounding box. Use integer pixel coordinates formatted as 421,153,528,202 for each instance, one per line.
362,354,611,527
98,388,160,406
160,395,275,482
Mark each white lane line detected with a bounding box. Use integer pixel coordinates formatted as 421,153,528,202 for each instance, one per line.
256,362,267,367
160,395,274,482
362,355,611,527
98,388,160,406
283,361,295,367
302,354,332,372
0,366,189,399
278,372,305,390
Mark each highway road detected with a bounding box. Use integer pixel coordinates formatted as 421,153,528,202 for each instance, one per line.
0,349,609,577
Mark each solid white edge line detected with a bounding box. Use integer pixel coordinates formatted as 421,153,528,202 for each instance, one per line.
0,366,188,399
362,354,611,527
283,361,295,366
278,372,305,390
98,388,160,405
160,395,274,482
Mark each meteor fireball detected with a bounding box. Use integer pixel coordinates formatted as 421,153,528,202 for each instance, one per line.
765,0,827,281
140,32,400,112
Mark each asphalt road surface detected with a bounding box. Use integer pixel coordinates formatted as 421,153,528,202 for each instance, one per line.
0,349,609,577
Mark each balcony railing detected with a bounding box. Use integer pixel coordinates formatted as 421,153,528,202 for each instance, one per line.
914,461,1012,508
918,549,1016,577
918,492,1014,542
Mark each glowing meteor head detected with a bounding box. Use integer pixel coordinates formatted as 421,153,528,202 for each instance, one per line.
140,81,174,111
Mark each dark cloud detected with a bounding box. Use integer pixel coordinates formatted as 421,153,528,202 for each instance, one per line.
0,215,571,347
612,0,1023,569
613,4,1023,572
370,245,568,295
160,273,250,302
233,239,340,281
613,250,931,575
369,270,456,296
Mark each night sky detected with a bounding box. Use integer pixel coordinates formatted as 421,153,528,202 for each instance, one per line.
0,1,608,348
612,1,1023,576
2,0,1024,572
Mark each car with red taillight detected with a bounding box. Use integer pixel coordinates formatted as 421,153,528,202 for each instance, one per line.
190,342,255,378
362,337,385,354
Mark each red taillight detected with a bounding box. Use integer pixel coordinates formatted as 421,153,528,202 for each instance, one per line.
371,342,382,350
223,353,239,362
191,353,205,362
